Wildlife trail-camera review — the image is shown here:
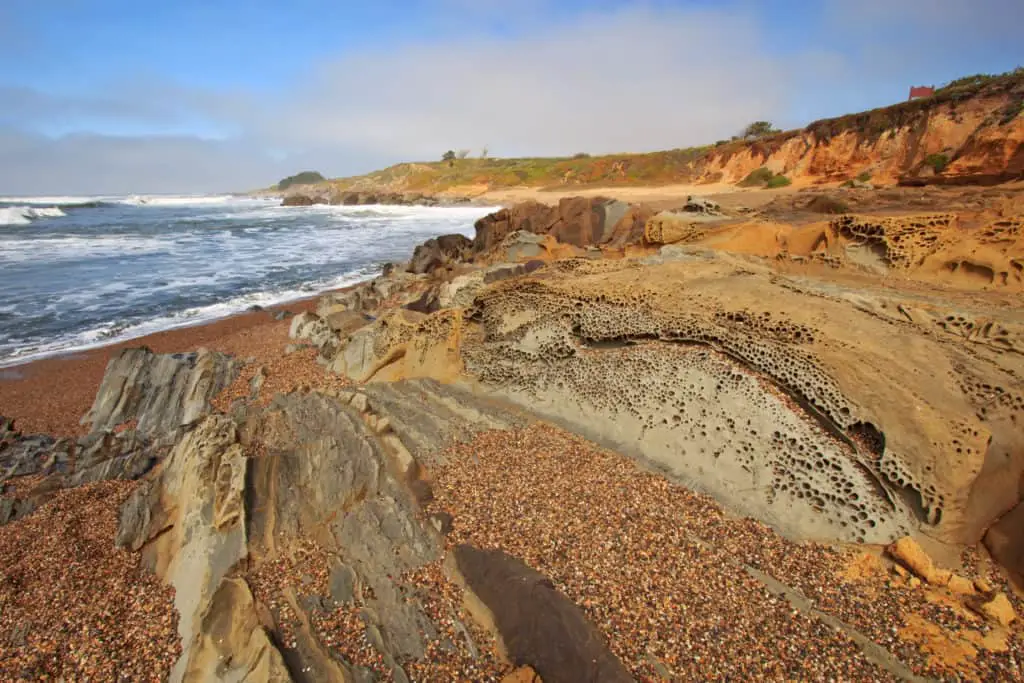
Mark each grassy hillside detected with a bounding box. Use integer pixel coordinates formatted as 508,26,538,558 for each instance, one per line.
329,148,716,193
322,68,1024,195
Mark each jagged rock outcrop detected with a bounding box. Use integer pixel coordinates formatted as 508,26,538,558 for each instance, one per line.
288,311,342,359
108,369,583,682
1,349,242,524
472,197,641,254
83,347,242,438
408,233,473,274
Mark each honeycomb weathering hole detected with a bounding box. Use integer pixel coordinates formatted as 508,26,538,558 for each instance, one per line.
469,340,914,544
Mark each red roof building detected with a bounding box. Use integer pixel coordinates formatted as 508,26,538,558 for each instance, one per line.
908,86,935,100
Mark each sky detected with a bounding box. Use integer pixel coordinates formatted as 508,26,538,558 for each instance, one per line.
0,0,1021,195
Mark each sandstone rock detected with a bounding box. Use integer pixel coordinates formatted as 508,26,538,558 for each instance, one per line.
947,574,976,595
494,231,548,262
550,196,616,247
605,203,656,248
473,201,557,254
984,501,1024,585
683,195,722,214
439,272,485,309
888,537,950,585
323,309,372,337
454,545,632,683
472,198,642,254
440,253,1020,546
973,592,1017,627
83,347,242,439
289,312,338,355
334,309,429,383
281,194,316,206
483,260,545,284
644,211,718,245
408,234,473,274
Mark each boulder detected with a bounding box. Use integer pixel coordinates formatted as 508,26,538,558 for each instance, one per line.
473,201,558,254
408,234,473,274
473,198,642,254
495,231,548,262
972,592,1017,627
83,347,242,439
288,312,338,356
281,194,316,207
888,537,951,586
682,195,722,215
549,197,609,247
605,203,657,248
324,309,372,336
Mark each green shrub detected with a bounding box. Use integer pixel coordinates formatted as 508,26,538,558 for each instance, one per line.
738,167,775,187
742,121,781,139
572,152,590,159
856,170,872,182
765,174,792,189
924,153,949,173
277,171,325,190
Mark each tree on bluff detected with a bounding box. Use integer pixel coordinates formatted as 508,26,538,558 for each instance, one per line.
741,121,781,139
277,171,326,190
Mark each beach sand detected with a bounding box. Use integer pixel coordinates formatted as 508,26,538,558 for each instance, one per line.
0,299,320,437
474,182,800,210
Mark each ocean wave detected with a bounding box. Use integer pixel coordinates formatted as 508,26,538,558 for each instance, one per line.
113,194,267,207
0,234,168,261
0,195,112,207
0,206,67,226
0,266,378,368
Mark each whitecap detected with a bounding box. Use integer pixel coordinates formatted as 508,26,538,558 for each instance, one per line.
0,266,379,368
0,206,66,226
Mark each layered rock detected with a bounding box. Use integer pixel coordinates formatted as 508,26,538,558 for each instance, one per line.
327,243,1023,549
472,197,647,254
408,233,473,274
1,348,242,523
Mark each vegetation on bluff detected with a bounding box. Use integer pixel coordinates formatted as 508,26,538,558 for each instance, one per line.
277,171,326,190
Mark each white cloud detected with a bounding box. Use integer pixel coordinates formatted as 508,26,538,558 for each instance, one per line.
0,131,300,195
267,5,791,159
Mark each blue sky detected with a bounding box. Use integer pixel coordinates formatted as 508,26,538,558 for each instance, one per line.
0,0,1021,194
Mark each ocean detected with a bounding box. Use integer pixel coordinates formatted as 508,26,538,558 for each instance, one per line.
0,195,496,367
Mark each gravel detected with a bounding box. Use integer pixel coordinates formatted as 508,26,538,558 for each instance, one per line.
426,424,1024,682
0,480,179,680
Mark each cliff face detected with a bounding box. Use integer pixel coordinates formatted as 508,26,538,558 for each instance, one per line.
698,86,1024,186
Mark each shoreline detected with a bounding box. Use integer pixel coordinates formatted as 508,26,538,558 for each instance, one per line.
0,295,324,437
